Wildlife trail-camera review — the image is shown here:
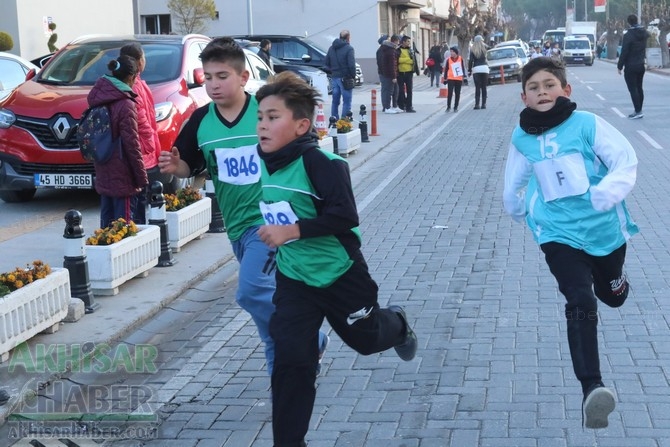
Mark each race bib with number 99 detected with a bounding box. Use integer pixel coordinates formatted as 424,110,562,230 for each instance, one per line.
214,144,261,185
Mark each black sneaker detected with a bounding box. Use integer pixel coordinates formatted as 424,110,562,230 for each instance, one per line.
445,107,451,113
481,104,486,109
582,384,615,428
628,112,643,119
474,105,480,110
388,305,417,361
453,107,458,112
0,389,10,406
405,108,416,113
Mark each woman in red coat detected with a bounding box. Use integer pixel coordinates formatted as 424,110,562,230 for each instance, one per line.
87,55,148,228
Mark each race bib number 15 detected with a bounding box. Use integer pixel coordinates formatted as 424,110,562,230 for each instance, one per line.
214,145,260,185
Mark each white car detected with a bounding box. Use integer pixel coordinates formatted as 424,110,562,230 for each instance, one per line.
495,39,531,57
0,52,39,102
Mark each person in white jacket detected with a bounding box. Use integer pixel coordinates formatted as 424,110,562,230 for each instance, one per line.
502,57,638,430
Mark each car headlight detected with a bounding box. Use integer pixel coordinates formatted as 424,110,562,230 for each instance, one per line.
155,102,175,123
0,108,16,129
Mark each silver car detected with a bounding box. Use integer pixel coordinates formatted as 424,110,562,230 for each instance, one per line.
487,46,524,84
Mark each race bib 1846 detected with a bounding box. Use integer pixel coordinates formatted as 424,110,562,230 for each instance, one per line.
214,144,261,185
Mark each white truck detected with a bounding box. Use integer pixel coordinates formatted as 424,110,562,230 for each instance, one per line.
566,21,598,54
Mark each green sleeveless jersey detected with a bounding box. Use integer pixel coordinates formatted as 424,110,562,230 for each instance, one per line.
197,100,265,241
260,150,360,288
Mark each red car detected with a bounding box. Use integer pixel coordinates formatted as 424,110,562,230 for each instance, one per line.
0,34,214,203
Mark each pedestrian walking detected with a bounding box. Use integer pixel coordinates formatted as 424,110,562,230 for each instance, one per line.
87,55,148,228
503,57,639,429
324,30,356,119
397,35,419,113
428,42,444,88
378,34,402,113
468,35,489,109
617,14,650,119
255,71,418,446
258,39,273,70
158,38,328,377
443,46,466,112
119,42,174,224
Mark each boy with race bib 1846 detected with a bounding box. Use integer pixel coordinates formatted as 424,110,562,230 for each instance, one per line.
158,38,327,376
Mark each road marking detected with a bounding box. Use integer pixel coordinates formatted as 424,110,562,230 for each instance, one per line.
357,115,454,212
638,131,663,149
611,107,626,118
586,85,593,90
596,94,605,100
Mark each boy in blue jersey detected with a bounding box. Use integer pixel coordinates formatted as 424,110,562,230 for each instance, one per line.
158,38,327,376
503,57,639,429
255,72,418,446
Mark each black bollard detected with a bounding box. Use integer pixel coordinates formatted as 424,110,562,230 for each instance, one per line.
63,210,99,313
148,181,175,267
205,174,226,233
358,105,370,143
328,116,339,155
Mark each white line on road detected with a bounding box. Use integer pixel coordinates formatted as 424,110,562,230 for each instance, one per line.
586,85,593,91
596,94,605,100
357,116,453,213
612,107,626,118
638,131,663,149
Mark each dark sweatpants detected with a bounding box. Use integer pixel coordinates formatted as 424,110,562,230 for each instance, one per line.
270,259,406,446
541,242,629,395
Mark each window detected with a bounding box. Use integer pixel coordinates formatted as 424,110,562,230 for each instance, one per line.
246,52,271,81
0,59,29,92
143,14,171,34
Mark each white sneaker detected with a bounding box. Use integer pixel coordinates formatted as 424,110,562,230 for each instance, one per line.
582,385,616,429
392,107,403,113
384,109,397,114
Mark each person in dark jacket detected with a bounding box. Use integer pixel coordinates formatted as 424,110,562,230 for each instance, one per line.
324,30,356,119
617,14,650,119
468,35,489,109
375,33,389,76
87,55,148,228
428,43,444,88
258,39,273,69
379,35,401,113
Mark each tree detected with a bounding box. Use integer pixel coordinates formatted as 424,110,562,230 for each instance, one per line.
0,31,13,51
167,0,216,35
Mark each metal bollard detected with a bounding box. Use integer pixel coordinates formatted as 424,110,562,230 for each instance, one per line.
328,116,339,155
369,89,379,136
63,210,99,313
205,175,226,233
148,181,175,267
358,105,370,143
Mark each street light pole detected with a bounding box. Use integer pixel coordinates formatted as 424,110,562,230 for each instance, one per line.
247,0,254,34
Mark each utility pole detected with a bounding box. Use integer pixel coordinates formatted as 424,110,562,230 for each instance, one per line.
247,0,254,34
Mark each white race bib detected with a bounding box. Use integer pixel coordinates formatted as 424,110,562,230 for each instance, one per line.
260,201,299,226
214,144,261,185
533,152,590,202
450,63,463,78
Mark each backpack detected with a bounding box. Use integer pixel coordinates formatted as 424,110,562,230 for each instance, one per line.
77,105,121,163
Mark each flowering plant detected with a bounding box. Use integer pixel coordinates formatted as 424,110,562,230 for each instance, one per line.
0,260,52,297
164,186,203,212
335,118,353,133
86,218,138,246
316,129,329,140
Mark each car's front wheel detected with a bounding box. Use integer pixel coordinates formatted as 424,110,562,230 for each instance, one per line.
0,188,37,203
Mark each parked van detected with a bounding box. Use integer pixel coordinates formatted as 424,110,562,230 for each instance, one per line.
542,28,566,50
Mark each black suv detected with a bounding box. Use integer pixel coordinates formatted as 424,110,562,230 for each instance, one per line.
230,34,363,85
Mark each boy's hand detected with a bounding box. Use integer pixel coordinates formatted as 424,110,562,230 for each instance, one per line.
258,224,300,248
158,147,180,174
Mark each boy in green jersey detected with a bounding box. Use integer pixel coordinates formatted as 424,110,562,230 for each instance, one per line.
255,71,418,446
158,38,327,376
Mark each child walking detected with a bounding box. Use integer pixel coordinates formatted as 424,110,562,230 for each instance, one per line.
158,38,327,376
503,57,638,429
443,46,466,112
87,55,147,228
255,72,418,446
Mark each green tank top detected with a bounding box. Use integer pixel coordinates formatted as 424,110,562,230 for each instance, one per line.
260,150,360,288
197,100,265,241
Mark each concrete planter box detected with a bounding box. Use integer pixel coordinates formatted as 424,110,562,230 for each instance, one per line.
85,225,160,295
166,197,212,252
0,268,70,362
319,136,335,153
335,128,361,156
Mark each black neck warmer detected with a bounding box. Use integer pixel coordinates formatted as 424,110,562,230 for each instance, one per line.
519,96,577,135
257,131,320,175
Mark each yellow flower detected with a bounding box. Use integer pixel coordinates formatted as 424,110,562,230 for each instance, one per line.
85,218,139,246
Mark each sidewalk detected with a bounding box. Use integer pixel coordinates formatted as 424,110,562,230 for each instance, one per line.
0,74,464,421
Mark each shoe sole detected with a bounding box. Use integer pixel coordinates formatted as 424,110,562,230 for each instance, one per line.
583,387,615,428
